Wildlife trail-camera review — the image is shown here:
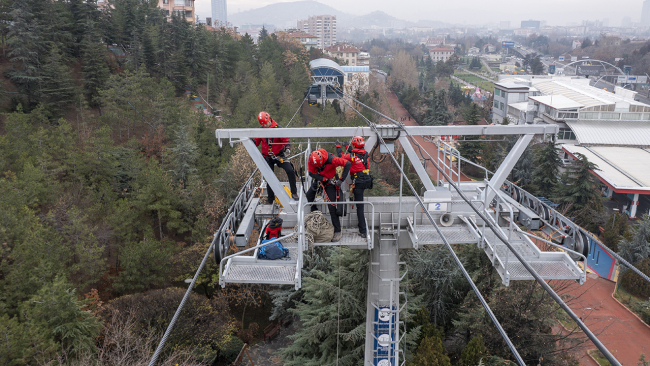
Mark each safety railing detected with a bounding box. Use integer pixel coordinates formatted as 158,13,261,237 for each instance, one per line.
218,233,298,288
482,184,516,283
432,139,462,186
213,169,259,263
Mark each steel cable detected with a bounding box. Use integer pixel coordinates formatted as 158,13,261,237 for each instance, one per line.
333,91,526,365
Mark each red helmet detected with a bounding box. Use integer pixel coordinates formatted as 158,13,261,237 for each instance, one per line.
351,136,365,148
258,111,271,125
310,149,327,167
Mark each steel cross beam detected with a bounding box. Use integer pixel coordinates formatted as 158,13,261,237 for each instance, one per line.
215,125,558,147
482,134,534,204
241,138,295,212
398,136,436,191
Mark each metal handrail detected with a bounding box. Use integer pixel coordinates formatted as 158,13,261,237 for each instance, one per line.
484,185,516,282
218,233,297,287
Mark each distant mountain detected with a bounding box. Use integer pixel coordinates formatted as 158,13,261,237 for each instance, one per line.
338,11,411,29
228,1,355,29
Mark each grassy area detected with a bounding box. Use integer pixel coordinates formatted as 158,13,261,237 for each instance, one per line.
588,349,612,365
613,284,650,325
454,72,495,93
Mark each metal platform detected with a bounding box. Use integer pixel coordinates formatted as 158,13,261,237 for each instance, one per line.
223,261,297,285
313,228,369,246
468,223,584,285
411,225,477,246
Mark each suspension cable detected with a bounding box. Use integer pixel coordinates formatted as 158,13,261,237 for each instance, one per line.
334,91,526,366
337,84,620,363
402,130,621,365
336,87,650,285
285,95,308,128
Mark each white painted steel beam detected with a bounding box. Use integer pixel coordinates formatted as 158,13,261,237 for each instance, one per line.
216,125,559,146
399,136,436,192
241,138,295,212
482,134,534,204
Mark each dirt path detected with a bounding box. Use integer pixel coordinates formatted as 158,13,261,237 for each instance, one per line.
560,274,650,365
383,91,472,182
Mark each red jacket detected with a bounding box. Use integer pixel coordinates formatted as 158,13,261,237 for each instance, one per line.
254,120,289,158
337,145,369,175
308,149,351,182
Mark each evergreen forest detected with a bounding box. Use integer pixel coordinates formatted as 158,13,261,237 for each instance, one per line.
1,1,650,366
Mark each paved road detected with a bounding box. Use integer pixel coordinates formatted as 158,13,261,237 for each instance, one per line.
559,274,650,365
384,91,471,183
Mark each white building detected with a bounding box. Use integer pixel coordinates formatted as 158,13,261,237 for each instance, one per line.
288,31,318,50
493,75,650,218
297,15,337,49
429,48,454,62
325,44,360,66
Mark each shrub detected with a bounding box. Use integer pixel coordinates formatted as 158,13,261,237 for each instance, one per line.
620,258,650,299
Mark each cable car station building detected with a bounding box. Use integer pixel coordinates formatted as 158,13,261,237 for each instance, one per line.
495,75,650,219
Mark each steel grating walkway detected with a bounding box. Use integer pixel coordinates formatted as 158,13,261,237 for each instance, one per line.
415,225,477,244
225,264,296,284
504,261,580,280
314,229,368,246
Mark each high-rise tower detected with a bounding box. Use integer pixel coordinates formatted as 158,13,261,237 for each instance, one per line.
212,0,227,27
642,0,650,25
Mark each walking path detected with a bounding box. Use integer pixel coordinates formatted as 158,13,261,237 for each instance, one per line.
480,59,498,77
560,274,650,365
384,90,471,182
459,68,497,83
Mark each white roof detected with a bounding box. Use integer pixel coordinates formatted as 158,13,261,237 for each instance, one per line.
508,102,529,111
566,120,650,146
529,95,584,110
562,145,650,191
532,79,646,109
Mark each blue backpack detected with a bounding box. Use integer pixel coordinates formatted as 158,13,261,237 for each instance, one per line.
258,239,289,260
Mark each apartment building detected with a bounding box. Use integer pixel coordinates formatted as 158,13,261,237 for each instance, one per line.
158,0,195,23
297,15,336,49
428,48,454,62
324,44,360,66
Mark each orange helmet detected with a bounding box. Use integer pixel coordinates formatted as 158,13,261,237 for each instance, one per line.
310,149,328,167
258,111,271,125
351,136,365,148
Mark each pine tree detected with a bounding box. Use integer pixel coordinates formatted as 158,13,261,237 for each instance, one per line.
21,275,102,357
40,45,76,117
281,247,368,365
168,120,198,186
459,334,487,366
81,22,109,108
553,153,603,214
618,214,650,267
7,1,45,108
408,335,451,366
457,103,483,164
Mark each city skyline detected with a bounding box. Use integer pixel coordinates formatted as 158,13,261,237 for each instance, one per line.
193,0,646,27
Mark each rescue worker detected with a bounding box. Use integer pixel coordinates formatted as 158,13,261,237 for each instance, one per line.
307,149,351,242
337,136,372,238
254,111,299,203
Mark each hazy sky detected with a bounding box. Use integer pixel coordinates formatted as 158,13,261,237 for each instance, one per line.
194,0,642,26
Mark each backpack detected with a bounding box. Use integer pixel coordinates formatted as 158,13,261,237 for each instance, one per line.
264,217,283,239
258,239,289,260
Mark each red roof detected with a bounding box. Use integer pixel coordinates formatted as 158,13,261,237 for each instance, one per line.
288,31,317,38
429,48,453,52
325,44,360,53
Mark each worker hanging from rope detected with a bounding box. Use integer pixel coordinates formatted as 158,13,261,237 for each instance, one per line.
337,136,373,238
254,111,299,202
307,149,351,242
